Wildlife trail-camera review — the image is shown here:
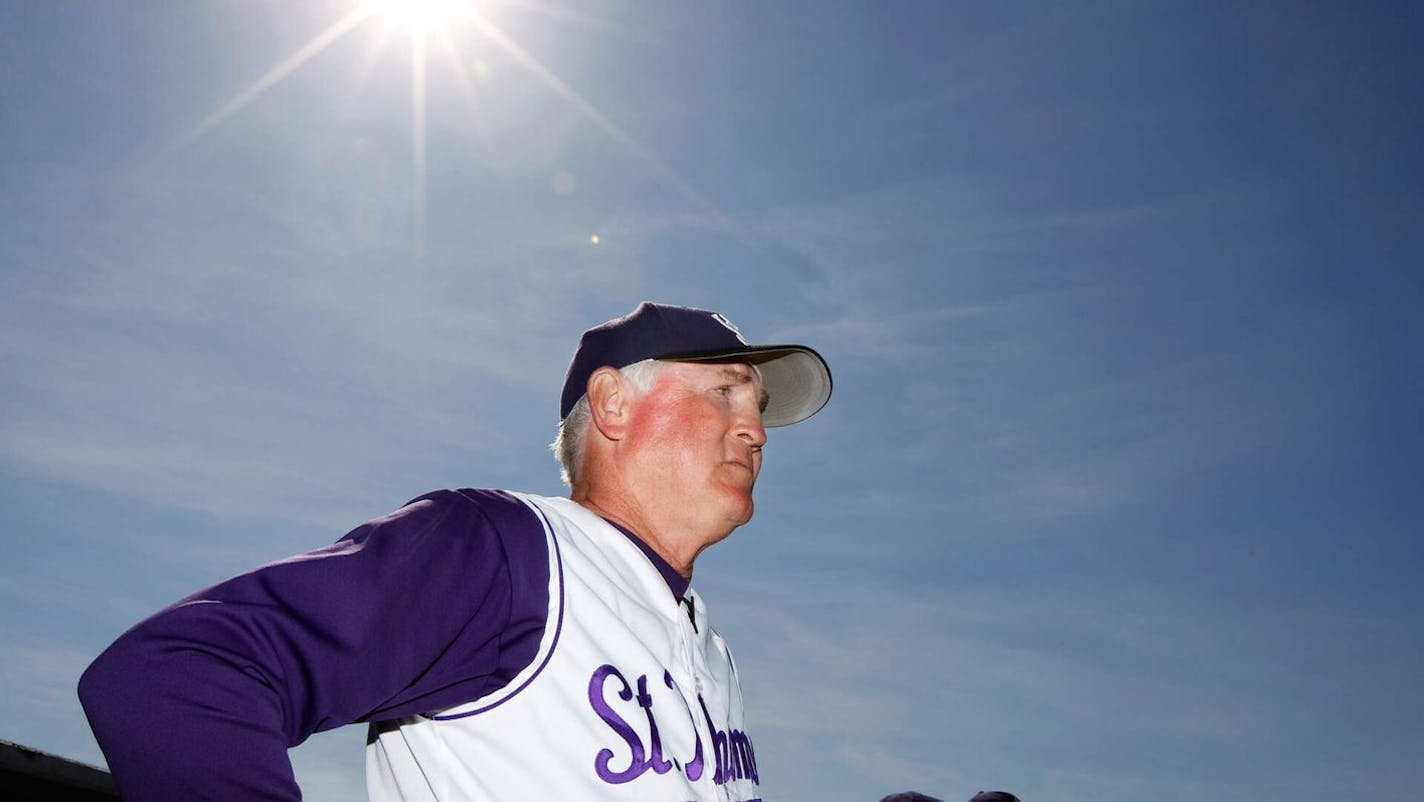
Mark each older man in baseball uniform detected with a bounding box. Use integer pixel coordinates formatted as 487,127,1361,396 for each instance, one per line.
80,301,832,800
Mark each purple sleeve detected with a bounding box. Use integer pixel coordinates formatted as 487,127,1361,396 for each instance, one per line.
77,488,550,801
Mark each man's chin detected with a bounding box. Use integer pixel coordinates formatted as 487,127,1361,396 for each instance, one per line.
709,481,756,528
728,497,755,528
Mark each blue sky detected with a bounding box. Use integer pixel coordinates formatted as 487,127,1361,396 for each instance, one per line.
2,2,1422,800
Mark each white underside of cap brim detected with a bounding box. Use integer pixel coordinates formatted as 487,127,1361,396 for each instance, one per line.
669,346,831,427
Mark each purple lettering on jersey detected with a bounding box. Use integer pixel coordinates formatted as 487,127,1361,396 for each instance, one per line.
664,669,704,782
699,694,731,784
591,663,755,788
698,694,759,785
635,674,674,775
731,729,758,784
590,664,648,783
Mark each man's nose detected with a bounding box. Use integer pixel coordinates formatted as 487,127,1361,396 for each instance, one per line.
734,402,767,449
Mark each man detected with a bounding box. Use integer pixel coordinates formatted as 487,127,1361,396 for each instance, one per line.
79,302,832,800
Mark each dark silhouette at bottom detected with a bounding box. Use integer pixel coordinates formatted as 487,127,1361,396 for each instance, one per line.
879,790,1021,802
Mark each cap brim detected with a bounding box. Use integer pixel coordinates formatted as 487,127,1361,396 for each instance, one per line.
656,344,832,427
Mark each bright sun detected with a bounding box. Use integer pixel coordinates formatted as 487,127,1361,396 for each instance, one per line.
362,0,469,35
179,0,707,262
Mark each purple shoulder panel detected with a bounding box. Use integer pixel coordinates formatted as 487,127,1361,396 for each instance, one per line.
77,487,553,801
360,488,554,720
428,494,566,719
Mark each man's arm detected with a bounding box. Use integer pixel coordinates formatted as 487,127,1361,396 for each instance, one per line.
78,489,547,801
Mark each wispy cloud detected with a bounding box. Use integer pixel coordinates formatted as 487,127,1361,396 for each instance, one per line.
0,158,620,525
708,570,1423,801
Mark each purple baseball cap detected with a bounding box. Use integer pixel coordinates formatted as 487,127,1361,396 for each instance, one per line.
560,301,832,427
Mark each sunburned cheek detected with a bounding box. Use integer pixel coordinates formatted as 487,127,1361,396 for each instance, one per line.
632,393,719,446
628,413,693,451
629,410,677,441
626,421,717,493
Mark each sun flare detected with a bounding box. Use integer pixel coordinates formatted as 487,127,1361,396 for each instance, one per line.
176,0,719,263
363,0,470,35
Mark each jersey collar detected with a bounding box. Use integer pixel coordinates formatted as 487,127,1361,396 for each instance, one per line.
601,518,691,601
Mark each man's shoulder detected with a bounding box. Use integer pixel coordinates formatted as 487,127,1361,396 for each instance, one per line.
407,486,529,508
397,488,551,534
340,488,556,573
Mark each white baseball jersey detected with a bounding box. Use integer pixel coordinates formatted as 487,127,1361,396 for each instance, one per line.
366,493,762,801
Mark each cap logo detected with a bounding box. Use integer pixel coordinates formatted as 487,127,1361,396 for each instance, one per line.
710,312,750,345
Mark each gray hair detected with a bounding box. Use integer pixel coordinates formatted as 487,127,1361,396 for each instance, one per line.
551,359,663,486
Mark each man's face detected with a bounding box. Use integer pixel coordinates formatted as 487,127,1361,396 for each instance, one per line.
622,359,769,538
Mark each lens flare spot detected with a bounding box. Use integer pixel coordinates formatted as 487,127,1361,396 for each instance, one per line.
590,234,602,246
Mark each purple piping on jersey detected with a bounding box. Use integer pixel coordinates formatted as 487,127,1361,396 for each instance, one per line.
604,518,689,601
428,500,566,720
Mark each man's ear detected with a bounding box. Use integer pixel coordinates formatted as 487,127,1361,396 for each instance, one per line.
586,366,632,440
